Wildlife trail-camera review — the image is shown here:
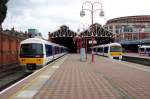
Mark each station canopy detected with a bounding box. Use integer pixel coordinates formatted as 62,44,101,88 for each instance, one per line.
79,23,114,45
48,23,114,53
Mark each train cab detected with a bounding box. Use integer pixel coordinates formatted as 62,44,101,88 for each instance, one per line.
19,37,67,72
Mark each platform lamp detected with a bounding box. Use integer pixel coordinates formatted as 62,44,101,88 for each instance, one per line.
80,1,104,63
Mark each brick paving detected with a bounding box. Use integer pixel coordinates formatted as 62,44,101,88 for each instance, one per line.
93,55,150,99
33,54,122,99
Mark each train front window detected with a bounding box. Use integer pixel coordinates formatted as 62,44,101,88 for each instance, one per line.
110,46,122,52
20,43,43,56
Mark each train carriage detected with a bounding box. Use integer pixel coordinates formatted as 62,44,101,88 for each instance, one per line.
19,37,67,72
138,45,150,56
93,43,122,60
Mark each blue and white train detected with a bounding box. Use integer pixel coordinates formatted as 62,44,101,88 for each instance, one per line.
93,43,122,60
138,45,150,56
19,37,67,72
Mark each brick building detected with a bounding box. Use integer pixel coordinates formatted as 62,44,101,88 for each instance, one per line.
104,15,150,41
0,28,28,72
104,15,150,52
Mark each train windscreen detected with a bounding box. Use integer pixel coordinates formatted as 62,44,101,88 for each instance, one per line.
20,43,43,58
110,46,122,52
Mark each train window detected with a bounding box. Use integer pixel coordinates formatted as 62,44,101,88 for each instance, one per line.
146,48,150,52
57,47,59,54
45,44,53,56
59,47,61,53
61,48,64,53
98,48,103,52
140,48,144,52
110,46,122,52
20,43,43,57
104,47,108,53
54,46,59,54
94,48,97,52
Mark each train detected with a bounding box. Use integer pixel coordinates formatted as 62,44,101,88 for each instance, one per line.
138,45,150,56
93,43,122,60
19,37,67,72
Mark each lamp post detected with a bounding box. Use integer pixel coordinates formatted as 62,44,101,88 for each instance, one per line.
80,1,104,63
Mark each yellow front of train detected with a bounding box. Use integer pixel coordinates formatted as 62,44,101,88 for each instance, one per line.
110,45,122,59
19,43,45,71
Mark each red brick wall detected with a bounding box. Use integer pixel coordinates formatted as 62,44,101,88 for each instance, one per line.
0,32,21,71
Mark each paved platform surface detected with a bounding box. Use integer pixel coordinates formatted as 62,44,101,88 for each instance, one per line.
34,54,150,99
33,54,122,99
1,54,150,99
93,55,150,99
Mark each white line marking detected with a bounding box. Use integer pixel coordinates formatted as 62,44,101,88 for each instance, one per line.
15,90,38,98
52,65,59,68
39,75,50,79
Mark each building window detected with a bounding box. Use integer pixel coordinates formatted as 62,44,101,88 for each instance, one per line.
123,26,133,32
109,26,113,29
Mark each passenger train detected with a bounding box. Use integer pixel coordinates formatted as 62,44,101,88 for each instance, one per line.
93,43,122,60
19,37,67,72
138,45,150,56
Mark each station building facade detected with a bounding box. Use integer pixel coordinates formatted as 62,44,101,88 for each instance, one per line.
104,15,150,52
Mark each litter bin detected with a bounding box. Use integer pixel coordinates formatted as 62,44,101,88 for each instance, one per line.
80,48,86,62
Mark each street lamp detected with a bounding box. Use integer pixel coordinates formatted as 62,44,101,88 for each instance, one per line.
99,10,104,17
80,10,85,17
80,1,104,63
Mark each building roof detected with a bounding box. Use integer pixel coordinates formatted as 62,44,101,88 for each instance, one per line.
49,25,77,38
106,15,150,25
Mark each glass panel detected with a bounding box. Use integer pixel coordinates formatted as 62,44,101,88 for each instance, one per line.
104,47,108,53
20,43,43,55
140,48,144,52
45,44,52,56
98,48,103,52
110,46,122,52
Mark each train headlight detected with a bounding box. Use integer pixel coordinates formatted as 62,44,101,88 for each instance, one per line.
37,59,41,62
21,59,25,62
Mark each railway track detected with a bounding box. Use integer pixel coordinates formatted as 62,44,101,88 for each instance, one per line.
0,55,66,92
122,56,150,66
0,66,31,91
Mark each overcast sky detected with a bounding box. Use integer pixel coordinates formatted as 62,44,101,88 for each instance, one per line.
2,0,150,39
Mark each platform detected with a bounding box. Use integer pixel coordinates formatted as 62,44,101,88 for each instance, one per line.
0,54,150,99
123,53,150,59
122,53,150,66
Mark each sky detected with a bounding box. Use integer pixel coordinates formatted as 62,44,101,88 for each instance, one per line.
2,0,150,39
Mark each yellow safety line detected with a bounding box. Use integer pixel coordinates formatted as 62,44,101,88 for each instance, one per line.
9,55,67,99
